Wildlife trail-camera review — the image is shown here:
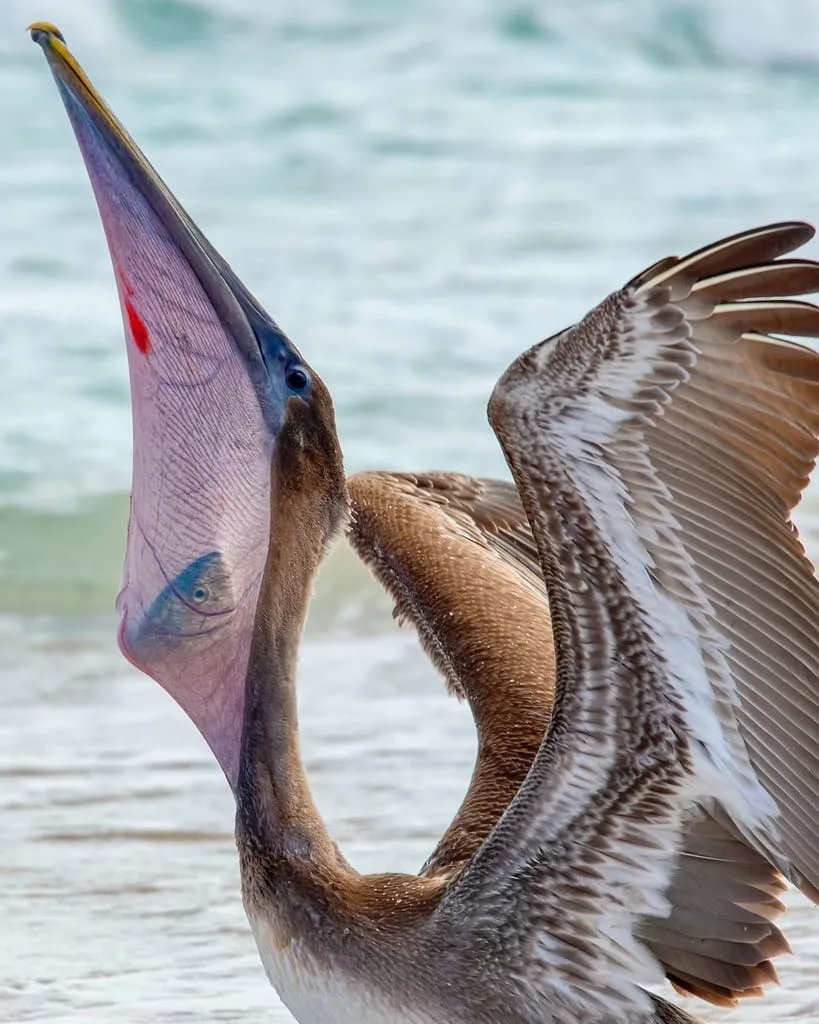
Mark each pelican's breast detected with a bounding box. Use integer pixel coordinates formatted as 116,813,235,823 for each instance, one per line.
247,910,440,1024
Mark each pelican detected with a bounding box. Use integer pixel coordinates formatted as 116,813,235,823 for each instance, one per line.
30,22,819,1024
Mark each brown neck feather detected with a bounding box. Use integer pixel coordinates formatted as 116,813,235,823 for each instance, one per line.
236,387,347,861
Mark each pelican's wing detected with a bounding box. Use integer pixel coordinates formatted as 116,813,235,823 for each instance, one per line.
430,223,819,1018
347,471,554,875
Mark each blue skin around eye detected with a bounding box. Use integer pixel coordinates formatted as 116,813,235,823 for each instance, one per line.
256,325,312,400
137,551,236,643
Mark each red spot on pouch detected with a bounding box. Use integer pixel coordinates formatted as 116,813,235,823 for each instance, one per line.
114,264,151,354
125,296,151,354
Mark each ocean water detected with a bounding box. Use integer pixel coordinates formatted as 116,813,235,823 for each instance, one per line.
2,0,819,1020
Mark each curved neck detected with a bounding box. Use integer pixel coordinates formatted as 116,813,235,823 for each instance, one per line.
235,445,347,862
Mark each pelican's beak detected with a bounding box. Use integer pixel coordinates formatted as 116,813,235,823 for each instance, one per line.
30,23,314,788
29,21,294,410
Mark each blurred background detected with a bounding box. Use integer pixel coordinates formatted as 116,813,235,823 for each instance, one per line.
3,0,819,1020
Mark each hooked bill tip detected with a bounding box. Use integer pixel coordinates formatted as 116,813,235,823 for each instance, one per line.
28,21,66,46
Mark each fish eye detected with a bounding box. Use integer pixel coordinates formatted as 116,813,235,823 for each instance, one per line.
191,585,209,604
286,366,309,393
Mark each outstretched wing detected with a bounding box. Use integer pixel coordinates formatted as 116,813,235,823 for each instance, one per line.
429,223,819,1020
347,471,554,875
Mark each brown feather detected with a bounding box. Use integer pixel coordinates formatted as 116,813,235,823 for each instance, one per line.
347,471,553,876
649,993,704,1024
692,260,819,301
630,221,814,290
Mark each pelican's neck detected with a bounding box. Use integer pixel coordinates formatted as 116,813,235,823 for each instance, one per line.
236,564,321,856
236,422,348,862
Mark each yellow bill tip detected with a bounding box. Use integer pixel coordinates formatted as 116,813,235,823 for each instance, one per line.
28,21,66,45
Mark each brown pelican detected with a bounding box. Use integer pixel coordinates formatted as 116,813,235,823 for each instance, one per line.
30,22,819,1024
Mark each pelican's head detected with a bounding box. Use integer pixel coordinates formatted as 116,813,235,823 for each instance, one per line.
30,23,345,790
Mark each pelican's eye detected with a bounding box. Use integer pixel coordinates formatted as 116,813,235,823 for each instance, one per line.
286,366,310,394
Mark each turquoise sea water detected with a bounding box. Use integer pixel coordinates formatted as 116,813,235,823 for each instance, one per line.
3,1,819,1020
